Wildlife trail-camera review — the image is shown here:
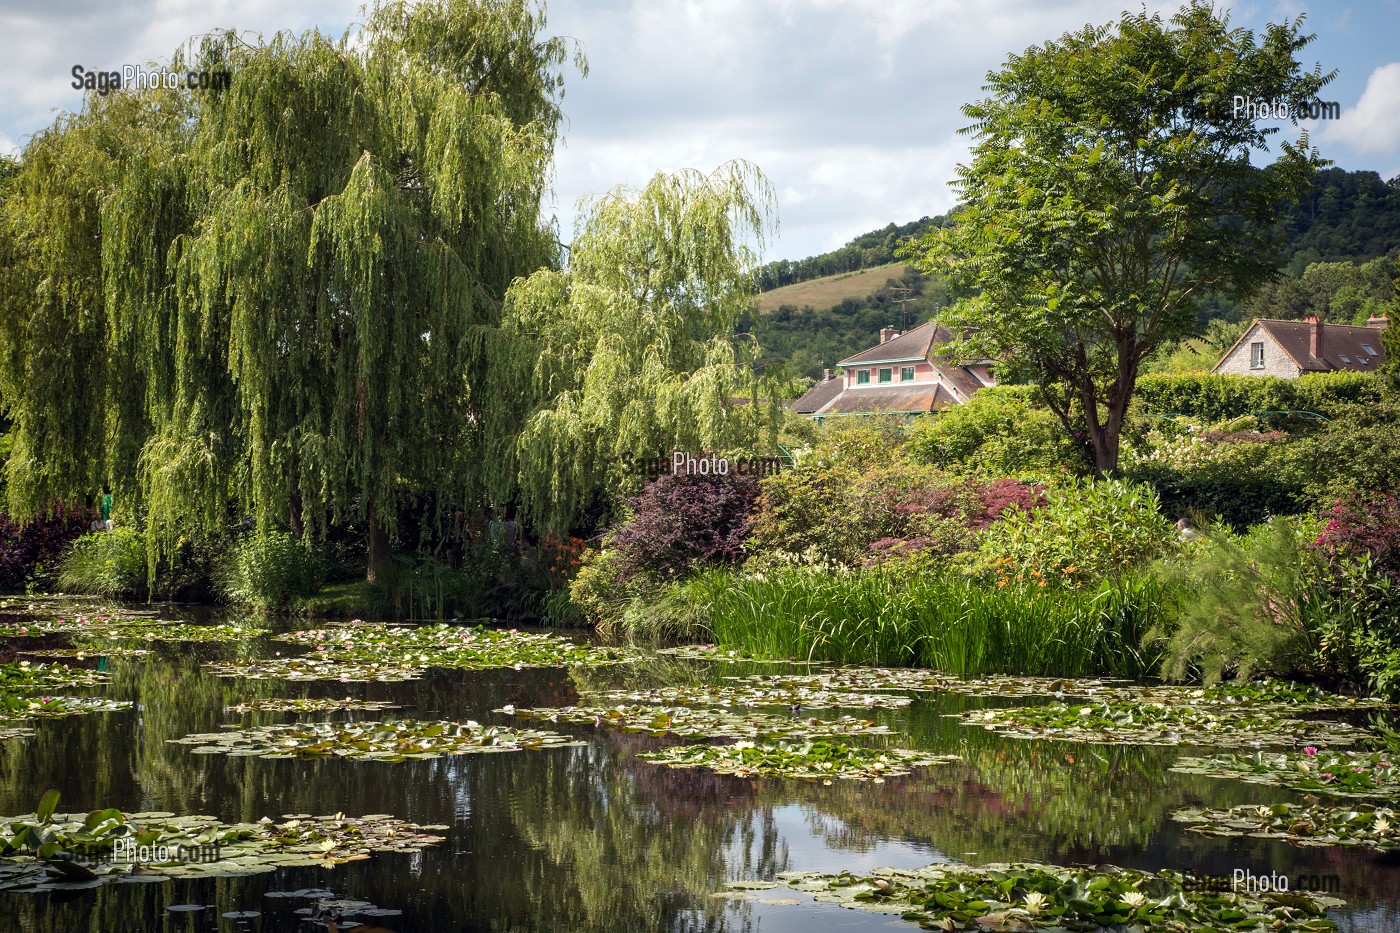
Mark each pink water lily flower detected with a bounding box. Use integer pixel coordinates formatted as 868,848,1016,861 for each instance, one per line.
1303,746,1318,757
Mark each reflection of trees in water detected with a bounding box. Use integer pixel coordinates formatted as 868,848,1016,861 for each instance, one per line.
498,728,782,932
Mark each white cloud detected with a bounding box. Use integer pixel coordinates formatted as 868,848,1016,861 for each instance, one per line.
0,133,17,158
1323,62,1400,154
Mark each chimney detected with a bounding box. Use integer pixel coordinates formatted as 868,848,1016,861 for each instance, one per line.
1366,314,1390,331
879,326,898,344
822,368,833,382
1305,315,1323,359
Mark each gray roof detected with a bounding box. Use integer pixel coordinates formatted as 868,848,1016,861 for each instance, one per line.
791,376,844,414
818,383,957,414
838,321,947,366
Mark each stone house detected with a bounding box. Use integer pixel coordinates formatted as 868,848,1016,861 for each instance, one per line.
1212,315,1388,378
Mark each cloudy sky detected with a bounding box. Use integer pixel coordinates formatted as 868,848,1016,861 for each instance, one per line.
3,0,1399,261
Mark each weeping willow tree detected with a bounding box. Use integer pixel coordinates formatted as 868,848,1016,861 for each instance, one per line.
490,162,785,532
0,0,582,581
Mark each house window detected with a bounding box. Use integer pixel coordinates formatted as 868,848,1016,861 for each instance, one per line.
1340,355,1351,364
1250,342,1265,369
1363,343,1378,355
900,366,915,382
878,368,893,383
857,370,870,385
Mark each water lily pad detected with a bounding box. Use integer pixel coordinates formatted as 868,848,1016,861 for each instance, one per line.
638,740,958,781
0,661,110,691
0,799,446,892
765,861,1341,931
956,699,1370,748
654,645,825,664
0,618,266,642
501,704,892,740
170,719,583,762
0,694,133,721
225,697,401,714
18,646,152,659
1173,801,1400,849
1171,749,1400,798
582,684,912,710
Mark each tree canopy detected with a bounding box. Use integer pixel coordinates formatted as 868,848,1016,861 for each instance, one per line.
491,162,786,532
0,0,583,579
905,1,1333,474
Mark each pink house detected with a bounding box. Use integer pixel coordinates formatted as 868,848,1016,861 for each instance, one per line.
793,321,996,420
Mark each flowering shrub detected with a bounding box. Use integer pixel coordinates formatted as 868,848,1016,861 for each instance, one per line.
0,507,95,592
609,474,759,582
1314,494,1400,584
976,478,1174,589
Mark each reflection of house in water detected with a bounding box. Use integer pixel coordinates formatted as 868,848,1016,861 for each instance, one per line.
792,322,997,423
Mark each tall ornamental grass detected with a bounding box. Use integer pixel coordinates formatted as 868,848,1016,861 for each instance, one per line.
687,567,1168,678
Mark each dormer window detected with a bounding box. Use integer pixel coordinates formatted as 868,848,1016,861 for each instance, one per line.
1363,343,1378,355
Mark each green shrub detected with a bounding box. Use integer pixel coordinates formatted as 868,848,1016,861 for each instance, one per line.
57,528,148,599
217,531,323,611
1289,401,1400,500
974,478,1175,588
746,460,866,565
1122,426,1305,526
1149,518,1321,684
905,386,1087,478
1134,371,1388,423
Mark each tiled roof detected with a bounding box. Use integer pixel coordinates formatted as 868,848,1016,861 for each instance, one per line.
1243,319,1388,373
838,321,947,366
791,377,844,414
818,383,957,414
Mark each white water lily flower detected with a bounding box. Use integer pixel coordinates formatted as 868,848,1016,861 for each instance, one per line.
1022,891,1049,914
1375,817,1391,834
1121,891,1147,907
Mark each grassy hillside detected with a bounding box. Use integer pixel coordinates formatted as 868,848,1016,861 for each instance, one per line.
755,263,913,313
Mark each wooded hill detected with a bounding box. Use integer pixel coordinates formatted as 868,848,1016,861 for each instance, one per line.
750,168,1400,381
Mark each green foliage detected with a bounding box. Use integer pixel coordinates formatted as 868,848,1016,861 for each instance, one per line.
1290,401,1400,500
495,162,783,532
751,214,950,292
57,528,147,599
904,386,1087,478
1249,254,1399,322
1142,319,1248,374
0,0,583,581
217,531,323,611
975,478,1175,588
1121,426,1304,526
697,566,1167,678
1150,519,1321,683
905,2,1331,473
1134,371,1389,422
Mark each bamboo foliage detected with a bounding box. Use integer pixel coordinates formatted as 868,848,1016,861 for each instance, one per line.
0,0,580,577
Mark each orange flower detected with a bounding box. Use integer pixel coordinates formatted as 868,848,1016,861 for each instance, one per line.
996,579,1008,588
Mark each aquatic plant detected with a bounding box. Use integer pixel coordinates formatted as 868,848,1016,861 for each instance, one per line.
637,740,958,782
0,791,448,892
957,700,1370,748
1174,801,1400,850
1171,749,1400,799
501,704,892,740
0,661,109,691
752,861,1340,931
224,697,401,714
169,719,582,761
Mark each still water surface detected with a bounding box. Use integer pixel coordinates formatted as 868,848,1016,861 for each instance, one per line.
2,612,1399,932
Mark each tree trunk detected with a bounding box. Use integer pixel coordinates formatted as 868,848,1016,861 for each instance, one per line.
366,505,390,584
289,487,303,539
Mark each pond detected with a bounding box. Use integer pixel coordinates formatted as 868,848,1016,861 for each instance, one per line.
2,602,1399,932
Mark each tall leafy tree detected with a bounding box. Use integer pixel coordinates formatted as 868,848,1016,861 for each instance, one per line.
491,162,783,531
0,0,582,581
905,2,1332,474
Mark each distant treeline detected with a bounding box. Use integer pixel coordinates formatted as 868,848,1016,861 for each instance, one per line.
753,214,952,292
